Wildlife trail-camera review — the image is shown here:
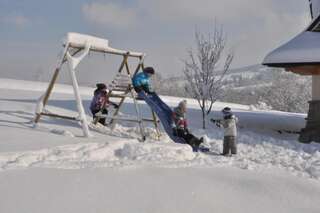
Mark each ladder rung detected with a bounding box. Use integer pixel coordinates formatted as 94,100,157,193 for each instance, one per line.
111,85,130,89
114,85,130,89
109,94,143,100
110,80,130,84
114,74,131,79
109,94,131,98
110,88,129,92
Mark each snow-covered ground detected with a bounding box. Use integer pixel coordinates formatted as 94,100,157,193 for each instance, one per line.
0,78,320,213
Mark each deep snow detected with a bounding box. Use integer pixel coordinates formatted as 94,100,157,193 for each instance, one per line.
1,167,320,213
0,78,320,213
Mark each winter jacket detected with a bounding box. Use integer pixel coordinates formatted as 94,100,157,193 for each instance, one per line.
132,72,151,91
172,107,188,130
220,115,238,137
90,90,109,112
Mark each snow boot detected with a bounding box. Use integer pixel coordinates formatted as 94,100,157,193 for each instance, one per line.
220,153,232,157
188,138,198,152
195,137,203,147
191,137,204,152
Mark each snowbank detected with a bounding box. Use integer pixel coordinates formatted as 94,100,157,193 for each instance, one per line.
0,140,195,170
0,128,320,180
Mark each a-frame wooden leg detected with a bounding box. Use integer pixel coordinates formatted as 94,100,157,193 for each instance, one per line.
151,111,161,139
138,60,161,139
124,59,146,141
34,67,60,123
130,89,146,141
66,44,92,137
34,47,81,124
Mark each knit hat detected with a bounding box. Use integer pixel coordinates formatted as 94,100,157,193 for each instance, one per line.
96,83,107,90
143,67,155,75
178,100,187,109
222,107,232,116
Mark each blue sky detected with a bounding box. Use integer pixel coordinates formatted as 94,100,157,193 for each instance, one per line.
0,0,311,83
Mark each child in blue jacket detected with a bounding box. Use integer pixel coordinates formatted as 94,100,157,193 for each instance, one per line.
132,67,155,94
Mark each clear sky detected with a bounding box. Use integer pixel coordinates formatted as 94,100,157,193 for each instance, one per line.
0,0,311,83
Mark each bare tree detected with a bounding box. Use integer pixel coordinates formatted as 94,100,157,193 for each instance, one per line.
183,25,233,129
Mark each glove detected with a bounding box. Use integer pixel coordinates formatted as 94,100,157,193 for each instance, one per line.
210,118,221,127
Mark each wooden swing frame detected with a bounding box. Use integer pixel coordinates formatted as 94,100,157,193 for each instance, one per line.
33,33,160,140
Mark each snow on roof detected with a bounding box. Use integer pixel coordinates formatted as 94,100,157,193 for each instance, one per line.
263,1,320,67
64,32,144,58
262,31,320,66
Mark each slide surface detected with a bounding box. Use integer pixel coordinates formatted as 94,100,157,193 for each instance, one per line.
138,92,186,144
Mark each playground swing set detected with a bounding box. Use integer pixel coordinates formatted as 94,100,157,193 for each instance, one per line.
33,32,161,141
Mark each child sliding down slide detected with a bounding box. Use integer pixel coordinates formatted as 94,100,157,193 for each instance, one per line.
172,100,203,151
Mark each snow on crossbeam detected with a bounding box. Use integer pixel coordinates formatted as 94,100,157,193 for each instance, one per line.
64,32,144,58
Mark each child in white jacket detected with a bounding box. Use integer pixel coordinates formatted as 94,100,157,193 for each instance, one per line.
211,107,238,156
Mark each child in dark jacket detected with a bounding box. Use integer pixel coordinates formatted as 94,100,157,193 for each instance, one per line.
90,83,118,125
172,100,203,151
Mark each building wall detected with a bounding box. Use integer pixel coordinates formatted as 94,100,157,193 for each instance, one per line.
310,0,320,18
312,75,320,100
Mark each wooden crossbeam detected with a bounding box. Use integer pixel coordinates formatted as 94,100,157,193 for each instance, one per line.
40,112,78,121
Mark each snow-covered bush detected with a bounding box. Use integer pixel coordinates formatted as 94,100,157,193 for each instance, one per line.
260,69,311,113
249,101,272,111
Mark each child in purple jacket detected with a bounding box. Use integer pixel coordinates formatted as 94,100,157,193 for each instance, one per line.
90,83,118,125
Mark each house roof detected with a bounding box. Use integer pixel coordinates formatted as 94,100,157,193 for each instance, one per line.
263,8,320,67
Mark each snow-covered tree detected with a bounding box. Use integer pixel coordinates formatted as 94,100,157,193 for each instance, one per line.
151,72,163,92
183,25,233,129
261,69,311,113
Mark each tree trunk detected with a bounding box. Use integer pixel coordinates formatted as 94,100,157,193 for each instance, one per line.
202,99,206,129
